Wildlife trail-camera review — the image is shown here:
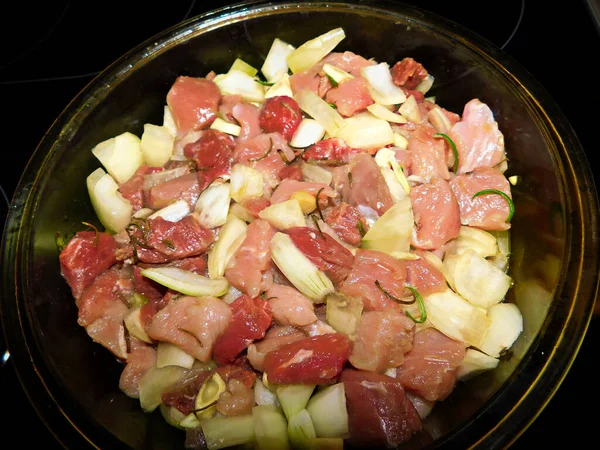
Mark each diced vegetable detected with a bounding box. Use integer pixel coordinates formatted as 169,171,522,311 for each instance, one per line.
160,403,187,430
290,118,326,148
91,131,144,184
259,199,307,230
414,74,435,94
276,384,316,421
163,105,178,136
427,106,453,134
295,89,346,136
291,191,317,214
360,63,407,106
141,124,174,167
488,229,511,271
265,73,294,98
86,168,133,233
229,58,258,76
179,412,202,429
253,405,292,450
201,414,255,450
424,288,490,348
322,63,354,84
210,117,242,136
141,267,229,297
478,303,523,358
456,348,499,381
393,132,409,150
451,248,513,308
262,38,296,83
361,197,413,255
398,95,421,123
196,372,227,412
148,199,190,222
213,70,265,103
305,383,349,438
138,365,189,412
451,226,498,258
229,202,256,223
374,147,410,196
124,306,153,343
270,232,335,302
156,342,195,369
207,214,248,279
287,28,346,74
254,377,280,408
333,112,394,149
325,294,363,340
194,182,231,229
287,409,317,450
367,103,408,124
230,163,264,203
301,163,333,185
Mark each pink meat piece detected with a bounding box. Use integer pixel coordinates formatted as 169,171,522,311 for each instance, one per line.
147,296,232,362
246,325,307,372
325,77,374,117
265,284,318,327
348,153,394,216
232,102,262,141
324,202,370,247
269,179,336,205
396,328,467,402
410,177,461,250
408,125,450,181
119,345,157,398
449,166,513,231
302,137,362,165
219,94,243,122
225,219,276,298
404,251,447,297
320,51,377,77
448,98,506,174
146,172,200,210
166,76,221,136
390,57,428,90
349,309,416,372
59,231,118,300
340,249,407,311
184,129,235,191
119,165,163,212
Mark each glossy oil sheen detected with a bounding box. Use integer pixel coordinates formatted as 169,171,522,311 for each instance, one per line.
1,1,598,449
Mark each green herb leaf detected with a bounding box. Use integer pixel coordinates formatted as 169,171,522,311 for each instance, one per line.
82,221,100,247
375,280,415,305
311,214,324,239
404,286,427,323
472,188,515,222
326,74,339,88
315,188,325,221
357,220,366,237
433,132,459,173
256,79,274,86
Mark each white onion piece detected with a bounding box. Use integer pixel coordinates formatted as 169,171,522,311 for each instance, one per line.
295,89,345,136
261,38,295,82
287,28,345,74
290,118,325,148
477,303,523,358
360,62,407,106
148,199,190,222
333,111,394,149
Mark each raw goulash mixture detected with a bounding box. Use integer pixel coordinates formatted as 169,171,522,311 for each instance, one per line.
58,28,523,450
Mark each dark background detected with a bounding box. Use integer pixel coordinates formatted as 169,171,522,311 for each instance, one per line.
1,0,599,448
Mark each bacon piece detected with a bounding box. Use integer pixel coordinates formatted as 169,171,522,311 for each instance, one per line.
390,57,428,90
225,219,276,298
410,177,461,250
396,328,467,401
147,296,232,362
166,76,221,136
59,231,118,300
349,309,415,372
340,249,407,311
324,202,369,247
448,98,505,174
449,166,513,231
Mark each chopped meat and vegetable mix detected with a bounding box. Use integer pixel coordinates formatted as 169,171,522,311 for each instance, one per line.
58,27,523,450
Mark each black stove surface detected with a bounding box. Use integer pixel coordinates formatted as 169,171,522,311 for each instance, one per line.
1,1,599,448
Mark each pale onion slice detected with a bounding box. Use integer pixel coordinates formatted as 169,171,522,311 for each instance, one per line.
133,208,154,219
398,95,422,123
361,197,413,255
210,117,242,136
229,202,256,223
414,74,435,94
261,38,296,82
322,63,354,84
367,103,408,124
360,63,407,106
406,392,435,420
229,58,258,77
456,348,499,381
290,118,326,148
258,199,307,230
452,248,513,308
265,73,294,99
124,306,153,344
374,147,411,195
141,267,229,297
333,111,393,149
393,132,409,150
287,28,346,74
163,105,178,137
207,214,248,279
424,288,490,348
253,378,280,408
87,168,133,233
478,303,523,358
194,182,231,229
270,232,334,302
253,405,290,450
427,106,453,134
230,163,264,204
156,342,196,369
295,89,346,136
306,383,348,438
451,226,499,258
291,191,317,214
213,70,265,103
139,365,189,412
148,199,190,222
141,124,174,167
301,162,333,185
92,131,144,184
